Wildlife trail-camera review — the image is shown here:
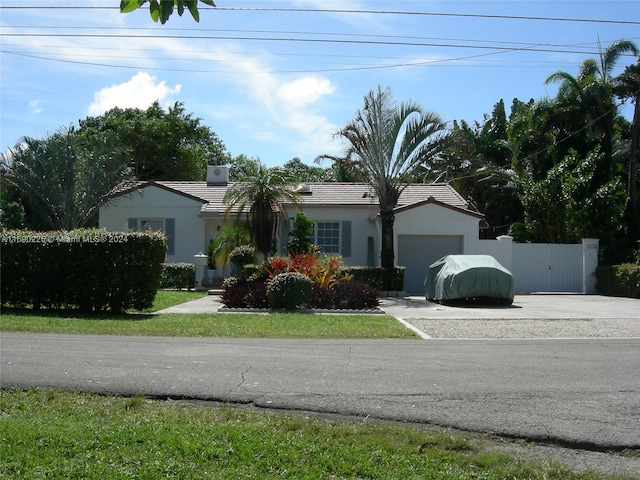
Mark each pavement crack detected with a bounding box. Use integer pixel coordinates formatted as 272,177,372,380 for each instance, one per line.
345,343,355,367
229,365,252,395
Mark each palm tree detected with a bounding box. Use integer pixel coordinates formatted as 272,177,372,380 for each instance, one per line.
208,224,250,276
335,86,446,269
223,159,300,259
545,39,639,182
1,128,133,230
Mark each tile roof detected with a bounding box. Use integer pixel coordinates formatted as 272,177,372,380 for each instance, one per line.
143,181,480,216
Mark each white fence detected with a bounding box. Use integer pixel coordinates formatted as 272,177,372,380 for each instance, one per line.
470,237,599,294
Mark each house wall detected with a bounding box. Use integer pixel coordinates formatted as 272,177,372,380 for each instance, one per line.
99,186,205,263
288,205,380,266
393,203,481,254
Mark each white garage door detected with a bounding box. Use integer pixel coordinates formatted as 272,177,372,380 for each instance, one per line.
397,235,463,293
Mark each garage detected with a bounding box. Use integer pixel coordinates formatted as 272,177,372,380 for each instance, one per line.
397,235,463,293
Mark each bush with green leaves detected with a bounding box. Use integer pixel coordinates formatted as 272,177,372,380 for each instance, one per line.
266,272,313,310
596,264,640,298
1,229,166,312
229,245,255,267
286,213,317,255
161,263,195,290
341,266,405,291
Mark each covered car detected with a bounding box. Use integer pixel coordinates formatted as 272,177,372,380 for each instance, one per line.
424,255,515,305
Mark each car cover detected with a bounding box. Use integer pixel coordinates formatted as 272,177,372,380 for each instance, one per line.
424,255,515,304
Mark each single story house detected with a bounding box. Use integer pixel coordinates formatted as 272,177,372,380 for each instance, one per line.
99,165,486,292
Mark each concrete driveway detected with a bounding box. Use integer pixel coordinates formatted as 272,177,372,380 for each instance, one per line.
379,294,640,320
380,294,640,339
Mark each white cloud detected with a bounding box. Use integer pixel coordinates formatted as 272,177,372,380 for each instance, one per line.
277,77,336,107
88,72,181,116
196,45,342,156
29,100,43,114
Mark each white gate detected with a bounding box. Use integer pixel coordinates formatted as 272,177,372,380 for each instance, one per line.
512,243,583,293
470,237,599,294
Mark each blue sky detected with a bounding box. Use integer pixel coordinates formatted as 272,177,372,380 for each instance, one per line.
1,1,639,168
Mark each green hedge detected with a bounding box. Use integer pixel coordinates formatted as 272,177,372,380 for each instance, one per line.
161,263,195,290
596,263,640,298
1,230,166,312
341,266,405,291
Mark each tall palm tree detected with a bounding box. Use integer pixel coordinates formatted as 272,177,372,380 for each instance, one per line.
223,159,300,259
335,86,446,269
545,39,639,182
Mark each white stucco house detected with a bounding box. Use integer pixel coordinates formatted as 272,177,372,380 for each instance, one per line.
99,165,487,292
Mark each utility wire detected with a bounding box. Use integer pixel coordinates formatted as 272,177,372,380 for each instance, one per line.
0,32,624,57
0,5,638,26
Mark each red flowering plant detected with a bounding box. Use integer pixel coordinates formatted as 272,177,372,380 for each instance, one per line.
263,253,349,288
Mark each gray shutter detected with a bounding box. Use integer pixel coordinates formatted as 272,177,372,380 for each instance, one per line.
128,218,138,231
341,221,351,257
165,218,175,255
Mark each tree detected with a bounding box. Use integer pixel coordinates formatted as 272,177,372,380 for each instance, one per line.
120,0,215,24
280,157,334,182
333,86,446,269
1,128,134,231
77,101,229,181
545,39,639,183
518,148,626,255
223,160,301,259
613,60,640,243
314,151,369,182
227,154,262,181
208,224,250,274
429,100,521,238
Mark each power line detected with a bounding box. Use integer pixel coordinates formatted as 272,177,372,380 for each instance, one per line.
0,5,638,26
0,32,624,57
2,4,640,27
6,25,635,54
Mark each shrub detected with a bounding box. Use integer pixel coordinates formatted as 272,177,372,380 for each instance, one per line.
264,253,349,289
221,279,268,308
244,263,267,281
342,266,405,291
286,213,317,255
161,263,195,290
331,280,379,309
596,263,640,298
229,245,255,269
221,276,239,290
311,280,379,309
0,229,166,312
267,272,312,310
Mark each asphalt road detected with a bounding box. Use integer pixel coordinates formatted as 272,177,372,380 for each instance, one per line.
2,333,639,451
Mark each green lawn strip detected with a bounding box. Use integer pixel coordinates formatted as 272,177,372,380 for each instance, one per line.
1,290,415,339
0,310,416,339
0,388,618,480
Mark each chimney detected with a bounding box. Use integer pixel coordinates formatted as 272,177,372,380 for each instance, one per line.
207,165,229,184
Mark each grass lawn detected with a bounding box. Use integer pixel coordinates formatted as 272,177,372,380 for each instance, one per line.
0,290,417,339
0,388,623,480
